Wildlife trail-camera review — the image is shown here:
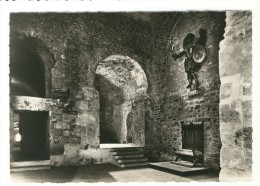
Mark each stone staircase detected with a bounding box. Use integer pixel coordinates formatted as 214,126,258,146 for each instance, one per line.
110,147,148,168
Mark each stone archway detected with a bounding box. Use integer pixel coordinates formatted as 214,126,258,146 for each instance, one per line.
95,55,148,146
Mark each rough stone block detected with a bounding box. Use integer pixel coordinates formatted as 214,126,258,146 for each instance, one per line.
80,126,87,135
51,112,63,121
219,168,252,182
75,100,87,111
69,137,80,144
62,114,71,123
52,89,68,99
13,113,19,122
244,149,252,170
243,127,252,149
51,136,59,145
220,146,245,170
52,68,62,78
64,144,80,160
63,130,70,137
50,129,63,137
220,83,232,99
50,123,54,129
88,99,100,110
70,115,77,123
78,111,99,125
242,101,252,125
81,87,99,100
71,129,81,138
50,155,65,166
61,123,67,129
220,103,242,124
59,136,69,144
75,99,100,111
13,122,19,128
242,83,252,96
54,122,63,129
52,78,62,89
50,118,58,124
50,144,65,155
81,136,100,149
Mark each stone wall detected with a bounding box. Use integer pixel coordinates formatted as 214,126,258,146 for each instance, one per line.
219,11,252,181
9,12,248,171
148,12,226,169
10,13,152,166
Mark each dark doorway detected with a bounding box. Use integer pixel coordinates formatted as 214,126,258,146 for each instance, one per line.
18,111,49,161
10,39,50,161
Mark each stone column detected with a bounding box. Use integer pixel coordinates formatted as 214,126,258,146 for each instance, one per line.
75,87,100,149
219,11,252,181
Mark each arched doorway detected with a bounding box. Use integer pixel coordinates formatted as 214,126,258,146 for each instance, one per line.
95,55,148,147
10,37,54,161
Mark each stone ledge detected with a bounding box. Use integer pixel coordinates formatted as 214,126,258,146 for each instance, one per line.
11,96,58,111
182,89,204,100
188,90,203,97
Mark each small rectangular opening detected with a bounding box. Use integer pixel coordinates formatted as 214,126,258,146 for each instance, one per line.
182,123,204,153
13,111,50,161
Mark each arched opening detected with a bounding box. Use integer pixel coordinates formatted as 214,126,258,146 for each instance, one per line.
10,44,46,97
10,37,54,161
94,55,148,147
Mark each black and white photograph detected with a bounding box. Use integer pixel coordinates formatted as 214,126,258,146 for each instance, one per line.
0,0,259,185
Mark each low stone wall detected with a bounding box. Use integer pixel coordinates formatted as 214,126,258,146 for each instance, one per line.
51,146,111,166
50,86,101,165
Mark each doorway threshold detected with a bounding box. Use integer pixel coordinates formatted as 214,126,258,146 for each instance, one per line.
10,160,51,172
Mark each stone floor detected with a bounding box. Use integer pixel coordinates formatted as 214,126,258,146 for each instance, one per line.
10,164,219,183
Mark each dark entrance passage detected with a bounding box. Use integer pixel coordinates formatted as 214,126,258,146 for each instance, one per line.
10,41,46,98
95,55,148,146
10,38,52,162
18,111,49,161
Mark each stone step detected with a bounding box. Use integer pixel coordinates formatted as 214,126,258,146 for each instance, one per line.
119,162,149,168
110,147,144,152
110,147,148,168
11,160,51,168
10,160,51,172
112,150,142,156
118,157,148,164
171,160,203,168
114,154,144,159
10,165,51,173
149,162,213,176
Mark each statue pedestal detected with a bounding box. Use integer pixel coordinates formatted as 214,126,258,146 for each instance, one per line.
182,89,204,100
188,90,200,97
